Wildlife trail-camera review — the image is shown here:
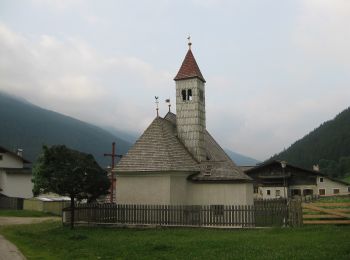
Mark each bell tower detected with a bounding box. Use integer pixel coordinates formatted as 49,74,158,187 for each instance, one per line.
174,40,206,162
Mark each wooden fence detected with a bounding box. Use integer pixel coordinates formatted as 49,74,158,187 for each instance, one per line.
0,196,23,210
63,202,302,228
303,202,350,225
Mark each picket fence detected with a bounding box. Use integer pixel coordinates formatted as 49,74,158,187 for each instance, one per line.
63,201,302,228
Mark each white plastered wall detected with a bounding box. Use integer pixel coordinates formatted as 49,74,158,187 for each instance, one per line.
0,153,24,168
187,182,254,205
317,176,349,196
0,172,33,198
116,174,170,204
256,186,288,199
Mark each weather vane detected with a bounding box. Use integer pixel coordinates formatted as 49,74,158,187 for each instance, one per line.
166,98,171,112
187,35,192,49
155,96,159,117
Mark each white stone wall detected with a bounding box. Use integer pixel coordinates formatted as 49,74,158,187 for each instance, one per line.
187,182,254,205
0,152,24,168
176,78,206,162
0,171,33,198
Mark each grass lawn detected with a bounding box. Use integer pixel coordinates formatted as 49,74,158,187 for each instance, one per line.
317,196,350,203
0,221,350,259
0,210,57,217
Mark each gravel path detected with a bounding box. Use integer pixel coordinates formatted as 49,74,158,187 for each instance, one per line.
0,216,60,260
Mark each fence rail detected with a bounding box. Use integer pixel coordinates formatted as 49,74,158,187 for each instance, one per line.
302,202,350,225
63,202,302,228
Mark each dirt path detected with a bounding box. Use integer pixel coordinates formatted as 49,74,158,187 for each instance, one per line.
0,217,60,260
0,216,60,226
0,235,26,260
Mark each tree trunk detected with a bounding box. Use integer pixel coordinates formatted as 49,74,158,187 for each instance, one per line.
70,196,75,229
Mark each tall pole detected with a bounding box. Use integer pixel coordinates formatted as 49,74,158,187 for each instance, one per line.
281,161,287,199
104,142,122,203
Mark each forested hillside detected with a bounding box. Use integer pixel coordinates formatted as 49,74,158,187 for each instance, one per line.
0,92,132,167
272,107,350,178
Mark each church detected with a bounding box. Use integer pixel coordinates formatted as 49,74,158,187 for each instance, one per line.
114,42,253,206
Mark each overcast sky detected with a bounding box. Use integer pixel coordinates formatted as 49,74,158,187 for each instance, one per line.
1,0,349,161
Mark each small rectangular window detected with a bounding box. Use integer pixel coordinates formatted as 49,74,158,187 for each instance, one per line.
275,190,280,197
320,177,324,183
319,189,325,196
333,189,339,194
254,187,258,194
0,154,3,160
267,190,271,196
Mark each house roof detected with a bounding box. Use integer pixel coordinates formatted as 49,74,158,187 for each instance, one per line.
0,146,31,164
1,167,32,174
115,112,252,182
174,49,206,83
245,160,350,186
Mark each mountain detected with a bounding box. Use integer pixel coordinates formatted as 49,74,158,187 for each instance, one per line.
0,92,132,167
272,107,350,178
224,149,260,166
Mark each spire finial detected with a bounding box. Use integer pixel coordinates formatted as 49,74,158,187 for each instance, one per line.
155,96,159,117
166,98,171,112
187,35,192,50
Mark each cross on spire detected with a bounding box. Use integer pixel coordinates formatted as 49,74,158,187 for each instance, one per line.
187,35,192,49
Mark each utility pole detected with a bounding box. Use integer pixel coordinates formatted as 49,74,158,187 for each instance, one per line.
104,142,123,203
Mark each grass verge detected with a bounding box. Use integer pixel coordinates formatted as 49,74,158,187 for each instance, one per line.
0,221,349,259
0,210,57,217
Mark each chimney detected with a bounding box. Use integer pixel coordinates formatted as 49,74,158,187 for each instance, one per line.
17,149,23,157
313,165,319,172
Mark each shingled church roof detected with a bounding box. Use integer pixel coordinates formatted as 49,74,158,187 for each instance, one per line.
114,117,199,172
174,49,206,83
115,112,251,182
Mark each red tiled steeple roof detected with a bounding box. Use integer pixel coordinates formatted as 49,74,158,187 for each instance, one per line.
174,49,206,83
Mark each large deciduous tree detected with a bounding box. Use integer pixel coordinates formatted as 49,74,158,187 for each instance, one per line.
32,145,110,229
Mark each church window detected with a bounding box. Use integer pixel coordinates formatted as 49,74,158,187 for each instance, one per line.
182,89,187,101
181,89,193,101
187,89,192,101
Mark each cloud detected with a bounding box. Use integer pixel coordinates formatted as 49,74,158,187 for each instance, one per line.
0,23,170,133
294,0,350,67
31,0,84,11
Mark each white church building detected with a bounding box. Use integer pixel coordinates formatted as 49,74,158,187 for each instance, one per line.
115,42,253,206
